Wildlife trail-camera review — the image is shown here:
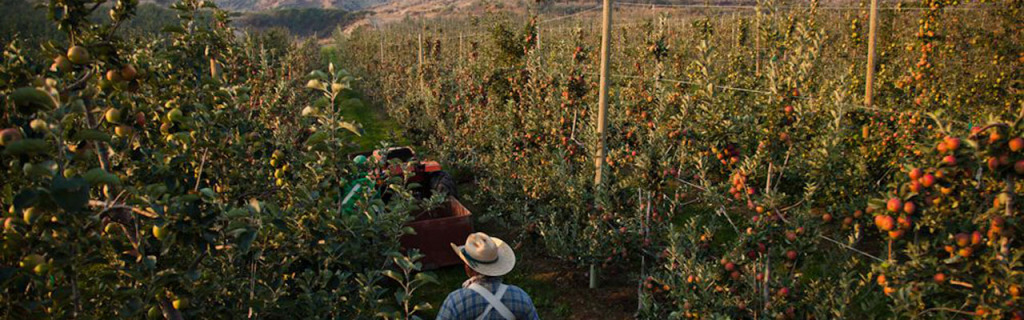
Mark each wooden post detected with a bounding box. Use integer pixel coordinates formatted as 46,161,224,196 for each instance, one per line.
864,0,879,107
379,33,384,65
595,0,612,194
536,25,542,51
592,0,613,290
755,1,761,76
418,31,424,88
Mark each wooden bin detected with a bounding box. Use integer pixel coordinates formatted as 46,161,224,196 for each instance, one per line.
400,198,474,270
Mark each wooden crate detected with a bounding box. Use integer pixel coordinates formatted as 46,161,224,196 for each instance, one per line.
400,198,474,270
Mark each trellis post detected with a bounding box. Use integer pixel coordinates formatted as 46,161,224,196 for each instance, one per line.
592,0,613,290
755,0,762,76
864,0,879,107
418,30,424,89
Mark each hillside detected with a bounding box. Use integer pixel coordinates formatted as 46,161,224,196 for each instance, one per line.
144,0,388,11
1,1,363,40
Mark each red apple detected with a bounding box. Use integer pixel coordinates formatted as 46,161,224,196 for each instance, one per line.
888,229,904,239
903,202,916,215
897,216,912,229
942,155,957,166
777,287,789,297
955,233,970,247
0,128,22,146
887,198,902,213
909,181,923,193
1010,137,1024,152
971,231,983,245
958,247,973,258
785,250,798,261
875,215,896,231
909,168,924,180
944,137,961,151
988,157,1000,171
920,174,936,188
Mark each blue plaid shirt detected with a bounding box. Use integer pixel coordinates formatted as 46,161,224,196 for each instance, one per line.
436,277,539,320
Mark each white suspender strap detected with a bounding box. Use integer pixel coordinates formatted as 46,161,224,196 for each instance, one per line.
341,184,361,206
468,283,514,320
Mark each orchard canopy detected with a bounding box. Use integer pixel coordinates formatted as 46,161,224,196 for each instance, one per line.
1,0,1022,319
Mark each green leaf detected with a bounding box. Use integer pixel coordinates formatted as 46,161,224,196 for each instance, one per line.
413,302,433,312
305,79,325,91
338,121,363,136
381,270,402,282
11,87,57,113
395,257,415,272
3,139,49,155
13,190,40,212
50,176,89,212
236,229,257,252
73,129,112,143
161,25,186,34
225,208,248,218
82,168,120,186
306,131,328,146
414,272,438,285
308,70,328,81
199,187,216,199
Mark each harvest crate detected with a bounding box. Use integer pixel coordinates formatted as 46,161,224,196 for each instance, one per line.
400,198,474,270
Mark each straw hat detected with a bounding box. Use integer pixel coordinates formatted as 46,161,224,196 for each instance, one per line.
451,232,516,276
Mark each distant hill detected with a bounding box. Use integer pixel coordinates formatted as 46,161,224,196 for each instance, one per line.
235,8,367,37
144,0,389,11
1,1,363,41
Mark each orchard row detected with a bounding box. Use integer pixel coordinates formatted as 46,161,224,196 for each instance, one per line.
340,1,1021,318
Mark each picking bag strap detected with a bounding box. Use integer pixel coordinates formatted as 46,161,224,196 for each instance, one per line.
468,283,514,320
477,285,509,320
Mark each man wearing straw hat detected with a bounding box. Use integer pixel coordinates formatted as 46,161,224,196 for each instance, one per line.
436,232,540,320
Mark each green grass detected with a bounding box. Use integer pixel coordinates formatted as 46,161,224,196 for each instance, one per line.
321,47,408,152
336,92,408,151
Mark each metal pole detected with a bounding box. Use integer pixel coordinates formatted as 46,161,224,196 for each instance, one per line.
592,0,613,291
864,0,879,107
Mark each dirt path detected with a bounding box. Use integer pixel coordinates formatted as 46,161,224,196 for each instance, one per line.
346,77,638,319
415,217,638,319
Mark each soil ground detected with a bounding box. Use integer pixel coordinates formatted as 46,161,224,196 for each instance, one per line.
414,185,638,319
414,222,638,319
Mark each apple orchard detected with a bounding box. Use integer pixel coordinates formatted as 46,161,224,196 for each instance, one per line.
2,0,1024,319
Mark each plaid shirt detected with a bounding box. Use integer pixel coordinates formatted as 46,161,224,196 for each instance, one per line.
436,277,539,320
